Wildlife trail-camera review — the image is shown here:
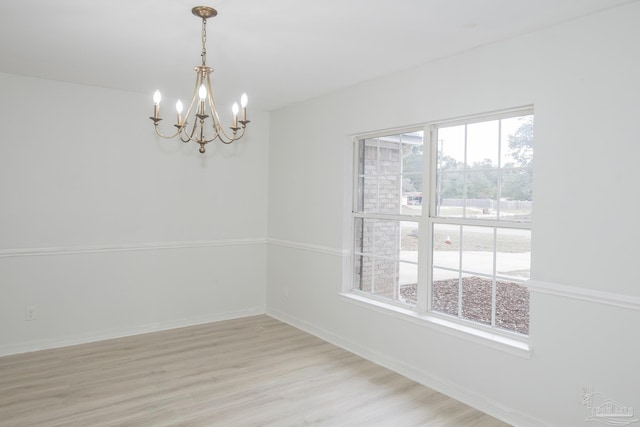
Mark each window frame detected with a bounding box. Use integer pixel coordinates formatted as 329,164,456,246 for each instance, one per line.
350,107,533,343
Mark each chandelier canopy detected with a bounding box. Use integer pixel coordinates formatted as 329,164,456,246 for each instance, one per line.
149,6,249,153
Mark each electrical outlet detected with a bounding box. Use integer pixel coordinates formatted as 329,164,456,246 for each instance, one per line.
25,305,36,321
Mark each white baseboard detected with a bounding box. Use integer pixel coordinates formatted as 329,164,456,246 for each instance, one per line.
266,307,551,427
0,306,265,357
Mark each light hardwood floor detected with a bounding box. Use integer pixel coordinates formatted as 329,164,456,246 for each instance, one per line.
0,315,510,426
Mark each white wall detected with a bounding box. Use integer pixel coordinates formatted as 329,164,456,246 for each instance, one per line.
267,3,640,426
0,72,269,355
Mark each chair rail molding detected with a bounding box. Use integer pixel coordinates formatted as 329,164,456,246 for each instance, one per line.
0,238,267,258
527,279,640,311
267,238,349,257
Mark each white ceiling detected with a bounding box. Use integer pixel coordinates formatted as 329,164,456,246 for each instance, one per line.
0,0,636,111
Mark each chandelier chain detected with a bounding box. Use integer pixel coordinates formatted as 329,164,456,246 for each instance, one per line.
201,18,207,66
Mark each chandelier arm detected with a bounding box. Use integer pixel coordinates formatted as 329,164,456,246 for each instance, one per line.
153,123,182,140
180,67,205,130
196,114,243,144
204,76,224,142
202,73,246,144
210,121,246,143
219,129,246,144
178,127,192,143
202,125,246,144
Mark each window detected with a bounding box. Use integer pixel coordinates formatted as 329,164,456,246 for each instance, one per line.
352,109,533,336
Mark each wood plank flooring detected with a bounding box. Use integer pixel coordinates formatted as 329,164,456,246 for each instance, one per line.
0,315,510,426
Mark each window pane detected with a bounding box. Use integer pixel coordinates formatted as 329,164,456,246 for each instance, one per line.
465,169,498,219
357,135,407,214
500,115,533,168
362,138,378,176
461,274,493,326
401,135,424,216
402,143,423,174
361,176,378,213
399,261,418,307
461,226,494,276
402,173,422,216
496,280,529,335
377,139,401,175
496,228,531,279
433,223,460,270
378,175,400,214
354,217,416,307
467,120,498,168
438,125,465,167
353,254,373,292
436,171,464,217
362,219,398,257
361,175,406,215
500,168,532,221
399,223,419,307
372,257,397,300
400,222,419,258
432,269,459,317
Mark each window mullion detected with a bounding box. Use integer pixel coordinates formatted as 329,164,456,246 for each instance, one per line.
431,217,531,229
496,119,503,219
353,139,363,213
419,125,436,313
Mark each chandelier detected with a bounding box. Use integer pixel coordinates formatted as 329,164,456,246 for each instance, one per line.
149,6,249,153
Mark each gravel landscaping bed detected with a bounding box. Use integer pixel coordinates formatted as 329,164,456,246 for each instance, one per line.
400,277,529,335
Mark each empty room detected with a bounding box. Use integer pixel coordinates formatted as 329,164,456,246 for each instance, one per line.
1,1,639,426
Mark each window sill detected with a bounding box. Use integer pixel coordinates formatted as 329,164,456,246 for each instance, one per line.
338,292,532,359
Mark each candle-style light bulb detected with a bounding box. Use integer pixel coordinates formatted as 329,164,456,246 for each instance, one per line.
153,90,161,118
240,92,248,122
198,84,207,115
232,102,239,128
176,100,183,126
